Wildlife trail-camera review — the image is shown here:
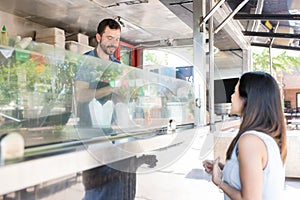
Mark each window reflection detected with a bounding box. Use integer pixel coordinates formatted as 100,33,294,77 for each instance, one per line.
0,38,194,148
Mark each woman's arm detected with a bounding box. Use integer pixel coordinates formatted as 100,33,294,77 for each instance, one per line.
212,134,267,200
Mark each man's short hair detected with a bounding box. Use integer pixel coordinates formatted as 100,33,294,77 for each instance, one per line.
97,18,121,35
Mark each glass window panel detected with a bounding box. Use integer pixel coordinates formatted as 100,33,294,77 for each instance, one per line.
0,38,194,148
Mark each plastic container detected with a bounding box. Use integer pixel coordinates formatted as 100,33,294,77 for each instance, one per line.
15,50,30,62
0,25,9,46
167,102,186,123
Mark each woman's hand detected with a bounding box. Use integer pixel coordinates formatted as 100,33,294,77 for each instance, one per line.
203,160,214,175
211,157,223,186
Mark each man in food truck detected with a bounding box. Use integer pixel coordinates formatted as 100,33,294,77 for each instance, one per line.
75,17,158,200
75,18,137,200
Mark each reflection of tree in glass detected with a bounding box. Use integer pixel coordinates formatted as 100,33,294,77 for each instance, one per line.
0,63,18,103
0,55,77,105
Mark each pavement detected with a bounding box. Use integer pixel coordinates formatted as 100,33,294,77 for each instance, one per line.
135,128,300,200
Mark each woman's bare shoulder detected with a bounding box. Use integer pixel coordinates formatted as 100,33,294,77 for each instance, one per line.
239,133,265,147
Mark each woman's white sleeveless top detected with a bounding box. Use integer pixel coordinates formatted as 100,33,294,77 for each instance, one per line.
222,130,285,200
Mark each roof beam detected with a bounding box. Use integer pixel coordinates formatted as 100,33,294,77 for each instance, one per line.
251,42,300,51
214,0,249,33
243,31,300,39
234,14,300,21
213,2,250,50
199,0,225,26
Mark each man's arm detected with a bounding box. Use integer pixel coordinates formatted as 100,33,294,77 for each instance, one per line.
75,80,113,103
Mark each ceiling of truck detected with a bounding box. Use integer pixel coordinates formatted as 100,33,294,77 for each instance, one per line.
161,0,300,51
0,0,299,51
0,0,193,46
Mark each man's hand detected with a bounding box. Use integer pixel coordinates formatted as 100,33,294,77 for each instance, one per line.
137,154,158,168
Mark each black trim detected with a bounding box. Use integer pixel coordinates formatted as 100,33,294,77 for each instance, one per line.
243,31,300,39
251,42,300,51
234,14,300,21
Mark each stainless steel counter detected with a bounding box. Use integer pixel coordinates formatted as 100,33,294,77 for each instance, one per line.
0,125,196,195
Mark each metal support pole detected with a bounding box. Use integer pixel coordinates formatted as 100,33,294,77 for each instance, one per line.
269,45,273,74
269,22,279,75
208,0,215,132
242,49,251,73
193,0,207,126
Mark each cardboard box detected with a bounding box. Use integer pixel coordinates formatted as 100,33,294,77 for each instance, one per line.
36,35,65,44
36,37,65,49
35,27,65,48
65,41,93,54
66,33,89,45
35,27,65,39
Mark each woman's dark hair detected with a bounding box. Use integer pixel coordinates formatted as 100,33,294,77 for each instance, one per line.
226,71,287,163
97,18,121,35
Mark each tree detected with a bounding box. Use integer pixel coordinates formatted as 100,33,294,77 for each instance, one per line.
144,50,160,65
252,49,300,73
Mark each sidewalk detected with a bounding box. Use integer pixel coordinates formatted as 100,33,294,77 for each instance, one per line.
135,128,300,200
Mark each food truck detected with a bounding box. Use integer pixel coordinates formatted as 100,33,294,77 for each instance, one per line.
0,0,299,199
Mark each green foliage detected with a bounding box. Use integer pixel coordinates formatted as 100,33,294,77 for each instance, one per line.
55,60,77,96
0,56,77,104
0,63,18,103
144,51,160,65
23,60,52,91
252,49,300,73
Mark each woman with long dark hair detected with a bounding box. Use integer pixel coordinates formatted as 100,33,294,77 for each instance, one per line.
203,72,287,199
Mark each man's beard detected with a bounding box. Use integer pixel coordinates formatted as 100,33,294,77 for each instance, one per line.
99,41,117,56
